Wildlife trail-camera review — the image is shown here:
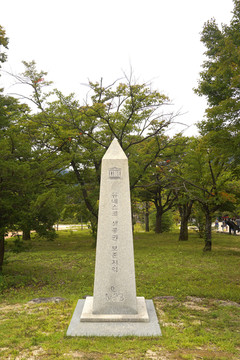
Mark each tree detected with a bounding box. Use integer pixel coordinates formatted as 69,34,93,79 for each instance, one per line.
195,0,240,162
0,93,29,270
178,198,194,241
164,136,195,241
0,58,69,270
30,188,65,239
0,97,69,270
133,135,188,233
149,162,178,234
177,136,237,251
0,26,16,270
14,62,179,236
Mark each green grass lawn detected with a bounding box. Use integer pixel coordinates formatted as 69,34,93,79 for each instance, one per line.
0,230,239,359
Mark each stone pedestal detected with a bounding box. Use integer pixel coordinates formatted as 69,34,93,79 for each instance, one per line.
66,299,161,336
67,139,161,336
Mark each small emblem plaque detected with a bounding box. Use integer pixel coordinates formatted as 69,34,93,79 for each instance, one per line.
109,167,121,179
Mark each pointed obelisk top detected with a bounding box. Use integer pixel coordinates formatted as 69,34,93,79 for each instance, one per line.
103,138,127,160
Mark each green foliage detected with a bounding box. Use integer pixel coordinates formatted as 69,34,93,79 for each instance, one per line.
5,235,30,254
181,136,237,210
30,189,63,240
0,87,68,268
149,210,174,232
132,135,187,233
1,11,239,269
171,135,239,249
191,204,205,238
15,62,177,236
0,25,8,65
0,100,66,234
12,236,25,253
59,184,92,225
0,94,30,234
195,0,240,162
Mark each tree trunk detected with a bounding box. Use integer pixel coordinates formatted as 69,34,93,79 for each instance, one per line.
22,228,31,240
145,202,150,232
178,201,193,241
155,207,163,233
90,218,97,248
204,210,212,251
0,232,4,272
179,217,189,241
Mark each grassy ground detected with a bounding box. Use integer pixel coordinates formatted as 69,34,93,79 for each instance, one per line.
0,229,239,360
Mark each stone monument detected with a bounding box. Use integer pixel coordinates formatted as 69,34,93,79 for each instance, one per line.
67,138,161,336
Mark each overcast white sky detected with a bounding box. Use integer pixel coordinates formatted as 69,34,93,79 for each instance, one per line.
0,0,234,136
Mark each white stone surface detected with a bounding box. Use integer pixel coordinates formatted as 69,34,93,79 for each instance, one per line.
92,139,137,315
66,299,161,336
81,296,149,322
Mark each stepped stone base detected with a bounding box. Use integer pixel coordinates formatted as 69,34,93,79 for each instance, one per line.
66,298,161,337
